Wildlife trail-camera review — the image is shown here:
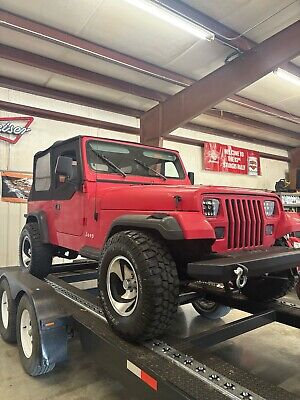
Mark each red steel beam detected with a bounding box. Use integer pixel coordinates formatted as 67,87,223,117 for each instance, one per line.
1,8,299,128
228,95,300,125
0,100,139,135
0,44,167,102
0,76,298,148
0,99,291,160
205,109,300,140
165,134,290,162
183,123,293,151
140,21,300,142
0,9,192,87
0,76,142,117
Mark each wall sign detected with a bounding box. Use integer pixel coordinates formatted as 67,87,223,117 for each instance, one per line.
204,142,260,176
0,116,34,144
1,172,33,203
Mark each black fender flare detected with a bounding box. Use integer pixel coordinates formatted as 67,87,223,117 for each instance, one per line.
0,269,69,365
25,211,49,243
108,214,184,241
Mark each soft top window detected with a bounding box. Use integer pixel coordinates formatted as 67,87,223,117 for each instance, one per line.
34,152,51,191
86,140,185,179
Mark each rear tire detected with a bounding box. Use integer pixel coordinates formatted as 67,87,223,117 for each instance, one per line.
98,230,179,342
192,299,231,320
241,269,295,301
16,294,55,376
19,222,53,279
0,278,17,343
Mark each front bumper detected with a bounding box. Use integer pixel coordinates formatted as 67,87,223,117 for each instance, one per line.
187,247,300,283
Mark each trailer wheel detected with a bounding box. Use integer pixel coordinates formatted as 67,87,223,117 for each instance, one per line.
192,299,231,320
98,230,179,342
241,269,295,301
0,278,17,343
16,294,55,376
19,222,52,279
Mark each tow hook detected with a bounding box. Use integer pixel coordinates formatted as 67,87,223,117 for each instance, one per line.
234,264,248,289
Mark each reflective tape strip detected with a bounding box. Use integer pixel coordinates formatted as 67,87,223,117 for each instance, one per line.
127,360,157,391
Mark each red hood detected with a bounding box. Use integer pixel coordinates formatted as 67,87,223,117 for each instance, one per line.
99,183,278,211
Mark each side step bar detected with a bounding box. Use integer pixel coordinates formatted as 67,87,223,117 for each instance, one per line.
187,247,300,282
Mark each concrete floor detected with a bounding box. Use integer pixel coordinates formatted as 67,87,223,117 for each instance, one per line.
0,291,299,400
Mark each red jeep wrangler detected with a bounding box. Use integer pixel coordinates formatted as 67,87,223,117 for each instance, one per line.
19,135,300,341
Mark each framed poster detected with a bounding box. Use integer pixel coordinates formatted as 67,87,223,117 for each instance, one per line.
1,171,33,203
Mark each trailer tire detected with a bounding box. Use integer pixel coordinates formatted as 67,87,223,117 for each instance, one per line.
19,222,52,279
241,269,295,301
192,299,231,320
0,278,17,343
16,294,55,376
98,230,179,342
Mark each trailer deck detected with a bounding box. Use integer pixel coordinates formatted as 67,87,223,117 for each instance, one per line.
0,262,299,400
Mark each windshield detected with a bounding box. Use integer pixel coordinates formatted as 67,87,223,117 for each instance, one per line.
86,140,185,179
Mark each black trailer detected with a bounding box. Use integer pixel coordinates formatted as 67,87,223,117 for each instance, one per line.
0,262,299,400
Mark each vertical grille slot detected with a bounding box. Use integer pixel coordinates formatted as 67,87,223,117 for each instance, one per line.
225,198,264,250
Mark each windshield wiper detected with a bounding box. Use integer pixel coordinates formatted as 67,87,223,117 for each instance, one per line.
134,159,167,180
90,149,126,177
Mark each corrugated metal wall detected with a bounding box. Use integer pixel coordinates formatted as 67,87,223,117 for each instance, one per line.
0,87,289,267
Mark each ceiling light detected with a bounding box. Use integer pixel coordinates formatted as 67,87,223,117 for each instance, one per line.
274,68,300,86
124,0,215,41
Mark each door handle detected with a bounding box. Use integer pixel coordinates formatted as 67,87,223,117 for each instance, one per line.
55,203,61,211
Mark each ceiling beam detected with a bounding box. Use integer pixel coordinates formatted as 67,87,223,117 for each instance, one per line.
155,0,300,76
1,12,299,127
205,109,300,140
165,134,290,163
0,100,139,135
0,76,142,117
140,21,300,143
183,123,293,151
0,76,298,149
227,95,300,125
0,99,290,160
0,44,167,102
0,9,192,87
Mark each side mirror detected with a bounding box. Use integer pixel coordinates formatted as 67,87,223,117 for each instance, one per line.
188,171,195,185
55,156,73,179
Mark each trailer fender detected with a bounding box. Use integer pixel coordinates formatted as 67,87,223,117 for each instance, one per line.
0,269,69,365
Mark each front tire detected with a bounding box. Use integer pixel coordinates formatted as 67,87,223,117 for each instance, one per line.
16,294,55,376
98,230,179,342
0,278,17,343
19,222,53,279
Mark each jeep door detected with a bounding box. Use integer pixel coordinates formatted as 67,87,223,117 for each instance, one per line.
52,140,84,237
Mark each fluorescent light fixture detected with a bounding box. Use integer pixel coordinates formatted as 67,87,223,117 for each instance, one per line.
274,68,300,86
124,0,215,41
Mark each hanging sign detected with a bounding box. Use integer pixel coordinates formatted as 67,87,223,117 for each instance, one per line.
204,142,260,176
0,116,34,144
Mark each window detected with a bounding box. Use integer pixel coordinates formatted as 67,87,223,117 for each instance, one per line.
86,141,185,179
35,152,51,191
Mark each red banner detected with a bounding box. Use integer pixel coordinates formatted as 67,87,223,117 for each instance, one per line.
204,142,260,175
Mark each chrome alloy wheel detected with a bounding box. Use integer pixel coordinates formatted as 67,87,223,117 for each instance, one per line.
20,309,33,358
1,291,9,329
106,256,139,317
21,237,31,268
